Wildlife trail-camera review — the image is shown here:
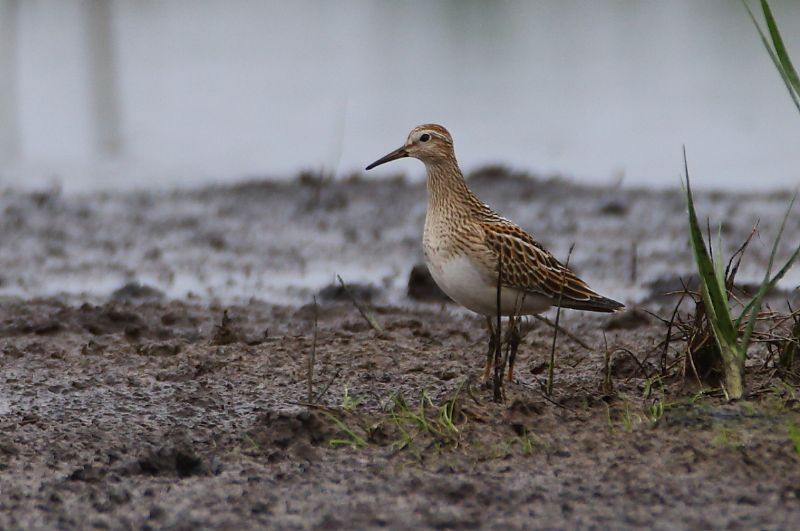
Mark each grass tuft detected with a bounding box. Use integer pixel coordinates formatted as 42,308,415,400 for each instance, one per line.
322,384,468,455
788,422,800,457
683,149,800,399
325,411,368,449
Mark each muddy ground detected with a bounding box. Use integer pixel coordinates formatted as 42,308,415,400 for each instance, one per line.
1,172,800,529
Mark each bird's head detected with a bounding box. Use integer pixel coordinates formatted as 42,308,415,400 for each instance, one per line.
366,124,454,170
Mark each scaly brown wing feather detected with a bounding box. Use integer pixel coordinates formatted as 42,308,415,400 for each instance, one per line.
481,221,624,312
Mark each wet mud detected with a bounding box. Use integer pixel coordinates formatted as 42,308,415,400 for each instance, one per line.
1,172,799,529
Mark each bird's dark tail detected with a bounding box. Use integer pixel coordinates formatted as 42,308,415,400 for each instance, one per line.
558,295,625,313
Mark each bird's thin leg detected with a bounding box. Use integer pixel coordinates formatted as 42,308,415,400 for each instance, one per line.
506,316,521,382
483,317,497,382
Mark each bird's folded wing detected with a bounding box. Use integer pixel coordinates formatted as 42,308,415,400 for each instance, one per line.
481,222,600,303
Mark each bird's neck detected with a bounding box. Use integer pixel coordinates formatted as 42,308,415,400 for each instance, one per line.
424,157,481,216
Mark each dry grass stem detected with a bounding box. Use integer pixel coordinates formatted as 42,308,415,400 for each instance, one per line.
337,274,382,332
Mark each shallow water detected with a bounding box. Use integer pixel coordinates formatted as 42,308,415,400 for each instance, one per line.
2,174,798,309
2,1,800,192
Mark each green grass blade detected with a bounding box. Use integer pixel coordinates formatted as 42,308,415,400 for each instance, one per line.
761,0,800,94
741,239,800,340
737,192,800,350
683,151,737,343
764,192,796,276
714,228,728,289
743,0,800,113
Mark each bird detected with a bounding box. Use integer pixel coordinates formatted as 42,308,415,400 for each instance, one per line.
365,124,624,383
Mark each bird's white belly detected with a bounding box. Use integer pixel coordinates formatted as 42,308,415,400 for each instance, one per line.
426,254,551,316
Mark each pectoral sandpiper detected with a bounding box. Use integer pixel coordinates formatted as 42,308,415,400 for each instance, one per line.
366,124,624,382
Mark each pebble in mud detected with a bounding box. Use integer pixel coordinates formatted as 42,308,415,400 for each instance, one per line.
318,282,380,302
110,282,165,303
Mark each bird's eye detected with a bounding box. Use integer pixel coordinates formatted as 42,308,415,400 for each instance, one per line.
420,133,431,142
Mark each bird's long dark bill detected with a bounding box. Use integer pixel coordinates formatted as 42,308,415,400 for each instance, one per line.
365,146,408,170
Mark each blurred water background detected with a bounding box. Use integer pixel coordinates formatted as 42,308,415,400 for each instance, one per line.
0,0,799,193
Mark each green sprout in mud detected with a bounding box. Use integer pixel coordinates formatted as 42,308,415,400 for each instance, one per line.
387,387,463,451
605,403,615,434
324,384,467,455
325,412,367,449
642,375,668,423
517,428,540,456
325,387,368,448
605,397,669,434
712,427,746,450
489,439,515,460
340,386,362,411
605,401,640,434
243,434,261,453
647,400,665,424
642,375,664,401
786,422,800,457
787,423,800,457
765,382,798,409
488,430,542,459
437,383,465,437
619,402,638,432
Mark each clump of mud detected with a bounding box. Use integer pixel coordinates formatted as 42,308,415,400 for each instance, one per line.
407,263,449,302
245,410,332,462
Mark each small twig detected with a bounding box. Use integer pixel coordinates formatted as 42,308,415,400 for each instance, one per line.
724,223,758,285
503,293,526,384
613,347,651,381
464,374,483,406
532,315,592,351
493,252,504,402
519,378,581,416
307,296,318,403
661,291,685,375
601,331,613,395
211,309,238,345
780,315,800,371
285,400,327,409
685,346,704,388
642,310,675,326
311,368,342,404
337,274,382,332
547,244,574,396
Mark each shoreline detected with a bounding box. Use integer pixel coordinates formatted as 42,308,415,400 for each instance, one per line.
2,169,799,307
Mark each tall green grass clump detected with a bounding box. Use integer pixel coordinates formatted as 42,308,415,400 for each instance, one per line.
684,154,800,399
676,0,800,396
680,1,800,399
